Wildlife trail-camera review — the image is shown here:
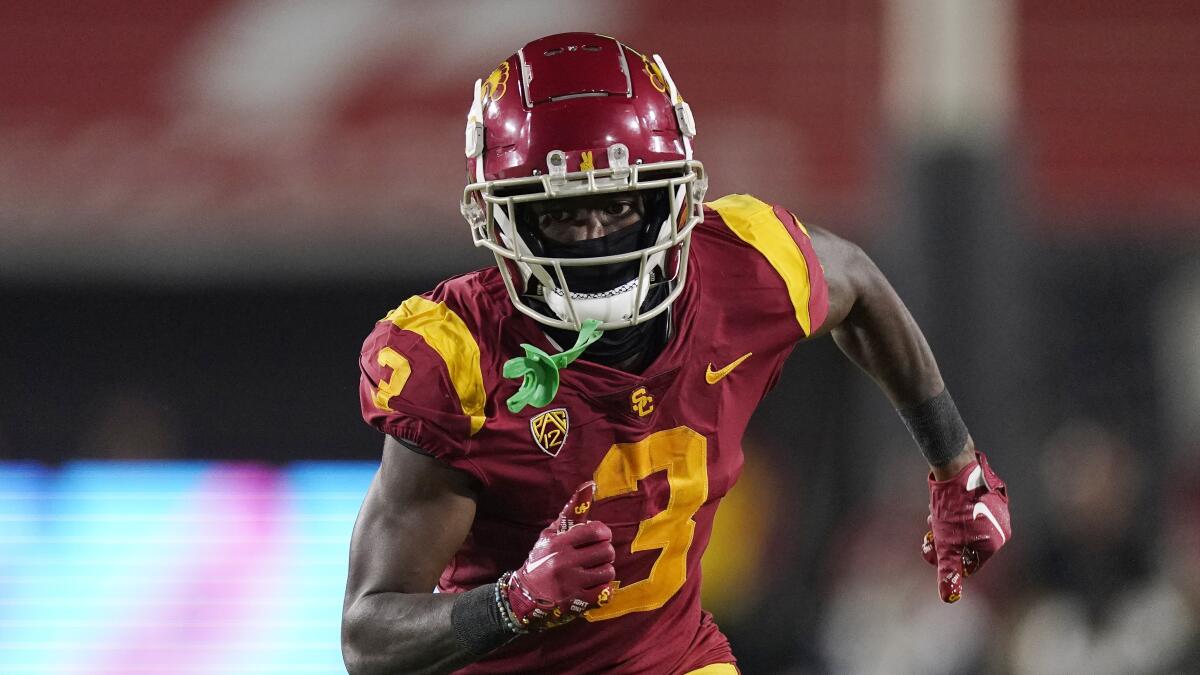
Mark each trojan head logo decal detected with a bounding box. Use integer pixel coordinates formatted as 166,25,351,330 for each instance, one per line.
481,61,510,103
642,56,667,94
530,408,570,456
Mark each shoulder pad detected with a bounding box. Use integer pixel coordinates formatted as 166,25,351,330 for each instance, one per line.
359,295,488,455
706,194,829,336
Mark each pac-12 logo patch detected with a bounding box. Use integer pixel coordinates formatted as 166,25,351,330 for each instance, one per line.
530,408,570,456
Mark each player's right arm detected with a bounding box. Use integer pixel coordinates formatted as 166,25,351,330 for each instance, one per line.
341,438,615,674
344,299,615,673
341,436,483,675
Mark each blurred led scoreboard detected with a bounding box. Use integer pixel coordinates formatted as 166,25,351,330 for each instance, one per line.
0,462,375,674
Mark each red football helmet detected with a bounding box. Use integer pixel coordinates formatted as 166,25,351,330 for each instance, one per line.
460,33,707,331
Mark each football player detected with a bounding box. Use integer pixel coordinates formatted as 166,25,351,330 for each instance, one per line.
342,32,1012,674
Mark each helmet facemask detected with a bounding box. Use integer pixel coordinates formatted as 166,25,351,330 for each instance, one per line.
462,155,706,331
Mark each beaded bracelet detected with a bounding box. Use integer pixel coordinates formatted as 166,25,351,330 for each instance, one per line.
494,571,528,635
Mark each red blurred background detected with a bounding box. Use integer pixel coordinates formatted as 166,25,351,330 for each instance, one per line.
2,2,1198,673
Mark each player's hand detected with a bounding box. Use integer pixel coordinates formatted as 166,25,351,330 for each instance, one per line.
922,451,1011,603
504,481,615,631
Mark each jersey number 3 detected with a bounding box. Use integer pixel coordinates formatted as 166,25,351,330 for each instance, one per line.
586,426,708,621
372,347,411,412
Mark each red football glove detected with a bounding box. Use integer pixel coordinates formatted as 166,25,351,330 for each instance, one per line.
922,451,1012,603
504,482,615,631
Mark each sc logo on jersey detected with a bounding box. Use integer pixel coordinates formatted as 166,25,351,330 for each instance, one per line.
530,408,570,457
630,388,655,417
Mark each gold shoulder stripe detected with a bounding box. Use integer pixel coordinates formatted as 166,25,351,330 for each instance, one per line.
707,194,815,335
382,297,486,435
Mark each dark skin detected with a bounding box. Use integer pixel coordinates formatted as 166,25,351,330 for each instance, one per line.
342,436,481,675
341,203,972,675
528,193,645,243
807,227,977,481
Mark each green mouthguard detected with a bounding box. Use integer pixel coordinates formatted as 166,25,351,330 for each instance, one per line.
503,319,604,413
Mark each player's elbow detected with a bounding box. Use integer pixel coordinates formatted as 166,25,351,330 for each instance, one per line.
341,609,368,675
341,601,385,675
342,644,371,675
342,599,441,675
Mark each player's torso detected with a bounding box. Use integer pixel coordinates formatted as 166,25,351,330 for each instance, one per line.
437,205,807,673
444,223,800,565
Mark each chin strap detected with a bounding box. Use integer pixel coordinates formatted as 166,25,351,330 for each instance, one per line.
503,319,604,413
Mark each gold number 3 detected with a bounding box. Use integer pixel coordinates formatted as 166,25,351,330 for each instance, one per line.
372,347,411,411
586,426,708,621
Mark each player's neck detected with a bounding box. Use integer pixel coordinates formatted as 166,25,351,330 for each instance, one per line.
544,310,670,375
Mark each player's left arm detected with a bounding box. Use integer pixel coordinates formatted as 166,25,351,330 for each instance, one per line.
805,225,1012,603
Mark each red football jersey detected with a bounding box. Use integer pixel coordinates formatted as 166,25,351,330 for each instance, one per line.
358,194,829,674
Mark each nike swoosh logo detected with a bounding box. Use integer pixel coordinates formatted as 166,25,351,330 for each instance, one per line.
973,502,1006,545
525,551,558,572
966,466,985,491
706,352,753,384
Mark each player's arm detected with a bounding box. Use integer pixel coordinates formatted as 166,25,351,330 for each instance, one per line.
805,226,970,477
341,435,486,675
805,226,1011,602
342,436,615,675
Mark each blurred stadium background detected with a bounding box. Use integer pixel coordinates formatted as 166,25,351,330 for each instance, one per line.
2,1,1198,673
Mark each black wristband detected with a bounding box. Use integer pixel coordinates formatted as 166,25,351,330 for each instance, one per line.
450,584,515,658
897,389,969,467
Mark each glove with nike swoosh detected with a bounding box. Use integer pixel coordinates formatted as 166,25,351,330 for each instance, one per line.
503,481,616,631
922,451,1012,603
